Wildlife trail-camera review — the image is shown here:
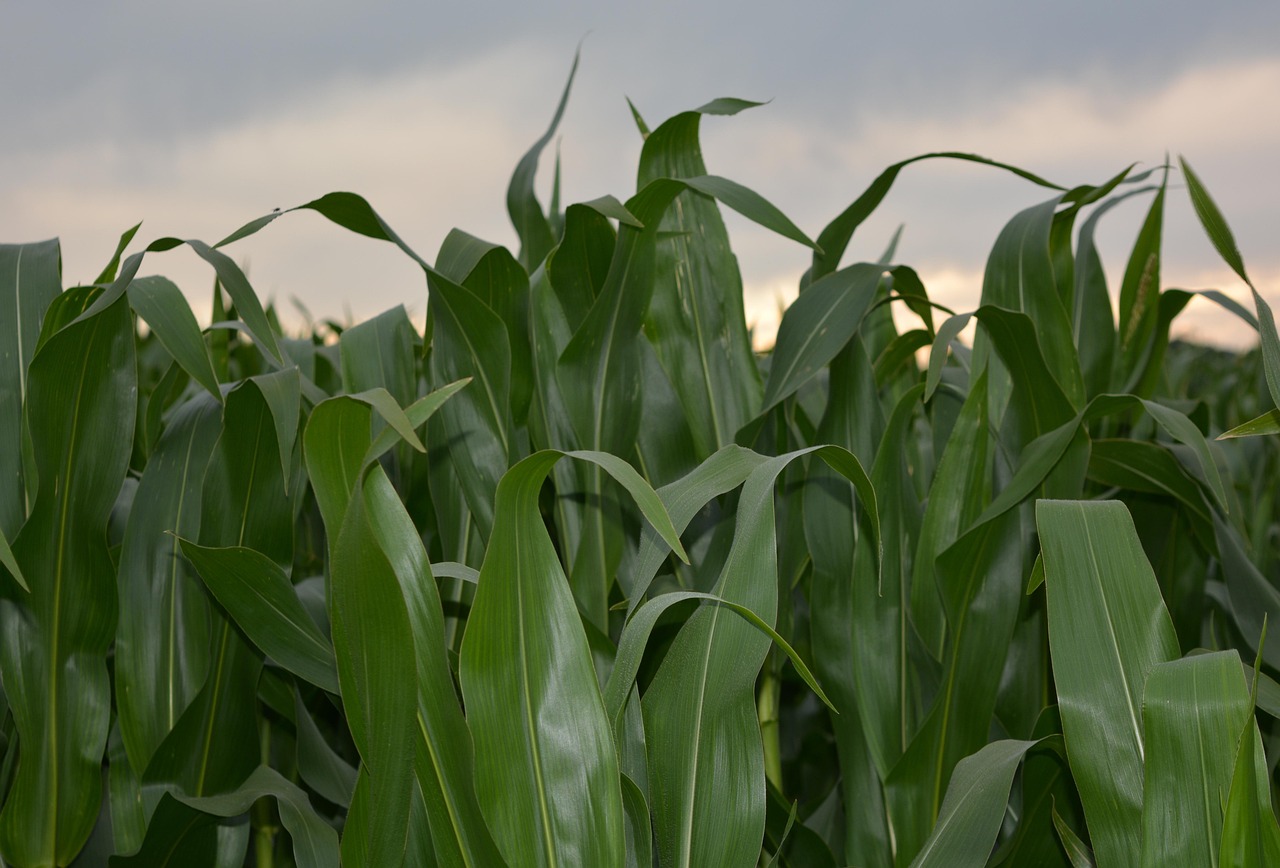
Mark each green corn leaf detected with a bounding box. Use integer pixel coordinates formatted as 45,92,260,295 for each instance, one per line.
1213,514,1280,672
0,239,61,539
339,306,418,414
306,389,501,865
1219,408,1280,439
759,263,885,414
508,48,579,269
0,527,25,593
622,443,769,615
115,393,222,775
458,450,686,868
1139,651,1252,866
179,541,338,694
547,203,618,332
177,766,339,868
808,152,1063,285
1037,500,1180,868
1115,173,1167,396
329,487,417,867
1219,709,1280,867
0,295,135,866
621,774,653,868
1179,156,1280,411
363,468,506,865
437,231,534,425
910,370,990,659
293,692,357,809
925,313,971,402
604,589,835,732
93,221,142,284
87,237,284,366
636,106,775,462
979,197,1086,409
643,446,875,868
909,738,1046,868
127,275,222,401
107,792,219,867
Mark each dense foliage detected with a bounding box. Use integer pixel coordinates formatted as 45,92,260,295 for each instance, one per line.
2,62,1279,866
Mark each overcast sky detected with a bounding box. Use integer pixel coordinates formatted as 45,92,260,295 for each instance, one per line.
4,1,1278,348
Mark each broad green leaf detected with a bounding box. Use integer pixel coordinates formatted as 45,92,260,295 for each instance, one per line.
682,175,818,251
179,541,339,694
621,444,769,615
340,305,418,412
1037,500,1180,868
759,263,884,415
0,239,61,539
440,231,535,425
127,275,221,401
0,295,134,866
363,468,506,866
990,708,1080,868
1087,439,1212,525
621,774,652,868
307,392,500,866
1139,651,1251,866
458,450,686,868
547,203,617,332
811,384,923,865
115,393,222,774
978,197,1086,408
643,446,875,868
909,739,1044,868
972,305,1076,443
330,483,416,868
427,267,512,539
246,367,302,493
636,107,771,461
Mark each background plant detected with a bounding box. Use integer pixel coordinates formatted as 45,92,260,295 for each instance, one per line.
1,60,1279,867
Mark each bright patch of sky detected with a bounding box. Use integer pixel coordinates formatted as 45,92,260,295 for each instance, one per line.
2,2,1277,349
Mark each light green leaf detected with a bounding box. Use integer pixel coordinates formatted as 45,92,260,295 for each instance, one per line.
1037,500,1180,868
1139,651,1252,866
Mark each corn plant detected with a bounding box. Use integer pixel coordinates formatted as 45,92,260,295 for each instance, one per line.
1,58,1279,867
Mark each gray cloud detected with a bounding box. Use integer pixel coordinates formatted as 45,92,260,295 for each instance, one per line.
3,2,1277,347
